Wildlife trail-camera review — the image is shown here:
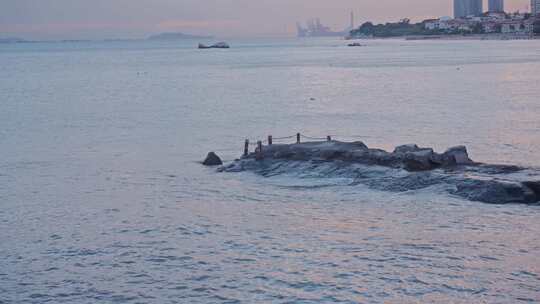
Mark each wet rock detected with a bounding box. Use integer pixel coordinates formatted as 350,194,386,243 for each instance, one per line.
202,152,223,166
226,141,476,171
274,150,295,159
350,141,369,150
403,149,437,171
523,181,540,202
291,151,310,161
453,180,537,204
217,162,241,172
477,164,523,174
394,144,422,154
320,150,346,160
442,146,473,165
216,139,540,205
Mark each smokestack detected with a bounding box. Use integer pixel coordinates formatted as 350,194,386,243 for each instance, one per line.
350,11,355,29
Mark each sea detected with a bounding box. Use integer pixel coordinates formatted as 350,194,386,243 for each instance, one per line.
1,37,540,303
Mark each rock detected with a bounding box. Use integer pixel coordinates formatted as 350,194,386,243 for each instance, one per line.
212,42,230,48
217,162,242,172
216,139,540,205
403,149,437,171
291,151,309,161
394,144,421,154
453,180,537,204
350,141,369,150
274,150,294,159
477,164,523,174
442,146,473,165
370,150,399,167
239,141,473,170
320,150,346,160
523,181,540,202
199,42,230,49
202,152,223,166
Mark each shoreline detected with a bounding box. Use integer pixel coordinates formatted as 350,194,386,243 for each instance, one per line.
404,34,538,41
346,34,539,41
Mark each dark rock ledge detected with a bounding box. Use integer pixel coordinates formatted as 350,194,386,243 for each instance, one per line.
210,140,540,205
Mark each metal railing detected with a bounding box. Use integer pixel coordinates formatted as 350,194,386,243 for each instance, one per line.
243,133,368,156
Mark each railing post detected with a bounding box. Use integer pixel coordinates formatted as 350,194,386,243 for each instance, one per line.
327,136,332,141
256,140,263,160
244,139,249,156
296,133,301,144
268,135,272,145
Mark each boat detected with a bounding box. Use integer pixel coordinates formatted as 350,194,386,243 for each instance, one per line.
198,42,230,49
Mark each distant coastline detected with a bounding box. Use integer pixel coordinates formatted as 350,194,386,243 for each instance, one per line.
2,33,538,46
347,13,540,41
0,32,215,44
147,32,213,41
347,33,539,41
0,37,28,43
403,34,539,40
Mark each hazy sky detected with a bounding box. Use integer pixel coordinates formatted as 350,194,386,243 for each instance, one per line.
0,0,532,39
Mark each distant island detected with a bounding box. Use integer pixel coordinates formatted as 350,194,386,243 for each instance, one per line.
147,32,213,41
0,37,27,43
0,33,216,44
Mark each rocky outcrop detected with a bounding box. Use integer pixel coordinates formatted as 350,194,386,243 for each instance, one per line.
215,140,540,205
451,179,538,205
238,141,473,172
442,146,474,165
198,42,230,49
202,152,223,166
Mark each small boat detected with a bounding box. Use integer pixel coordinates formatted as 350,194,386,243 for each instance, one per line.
347,42,364,47
198,42,230,49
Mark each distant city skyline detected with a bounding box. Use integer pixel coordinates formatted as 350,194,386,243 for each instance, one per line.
489,0,505,12
0,0,532,40
532,0,540,14
454,0,484,18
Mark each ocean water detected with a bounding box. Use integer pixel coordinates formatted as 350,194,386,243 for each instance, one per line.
1,38,540,303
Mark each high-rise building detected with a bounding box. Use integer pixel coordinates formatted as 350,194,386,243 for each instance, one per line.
488,0,504,12
532,0,540,15
454,0,483,18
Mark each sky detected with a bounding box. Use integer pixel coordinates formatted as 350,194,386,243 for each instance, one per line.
0,0,532,40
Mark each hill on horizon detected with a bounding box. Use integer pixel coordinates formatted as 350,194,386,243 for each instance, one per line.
0,37,26,43
147,32,213,40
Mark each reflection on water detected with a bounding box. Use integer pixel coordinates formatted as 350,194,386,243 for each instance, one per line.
1,38,540,303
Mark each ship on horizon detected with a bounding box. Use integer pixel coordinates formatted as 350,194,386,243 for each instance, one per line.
297,12,355,38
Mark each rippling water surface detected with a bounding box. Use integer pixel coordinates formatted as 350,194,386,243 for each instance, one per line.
1,38,540,303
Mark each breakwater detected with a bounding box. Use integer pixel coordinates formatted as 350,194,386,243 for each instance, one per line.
214,137,540,205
